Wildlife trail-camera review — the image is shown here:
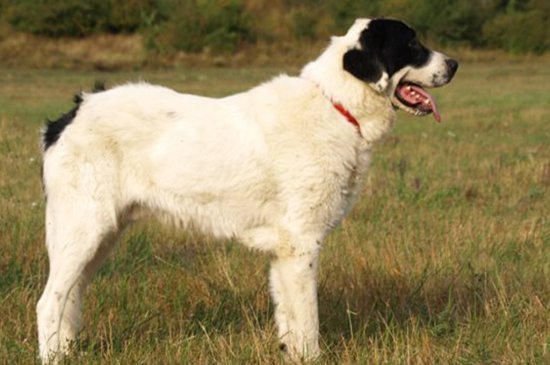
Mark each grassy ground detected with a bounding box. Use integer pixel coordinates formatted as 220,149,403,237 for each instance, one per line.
0,62,548,364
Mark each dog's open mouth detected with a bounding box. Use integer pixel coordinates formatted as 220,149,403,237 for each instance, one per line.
393,82,441,122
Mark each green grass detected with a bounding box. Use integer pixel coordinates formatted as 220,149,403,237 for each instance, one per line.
0,62,548,364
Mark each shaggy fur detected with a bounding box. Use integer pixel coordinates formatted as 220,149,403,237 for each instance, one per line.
37,18,457,363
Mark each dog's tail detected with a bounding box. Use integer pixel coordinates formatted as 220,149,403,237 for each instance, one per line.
42,82,106,151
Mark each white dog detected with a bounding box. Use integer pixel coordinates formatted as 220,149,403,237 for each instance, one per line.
38,18,457,363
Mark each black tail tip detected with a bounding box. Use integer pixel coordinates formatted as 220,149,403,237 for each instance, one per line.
43,81,107,151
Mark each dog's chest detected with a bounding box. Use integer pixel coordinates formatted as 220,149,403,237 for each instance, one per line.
320,143,371,231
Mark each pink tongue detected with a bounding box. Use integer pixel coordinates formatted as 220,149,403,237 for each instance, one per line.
407,85,441,123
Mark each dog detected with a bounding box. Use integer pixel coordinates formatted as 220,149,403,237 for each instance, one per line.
37,18,457,363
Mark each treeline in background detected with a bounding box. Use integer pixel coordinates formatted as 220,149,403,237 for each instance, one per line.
0,0,548,67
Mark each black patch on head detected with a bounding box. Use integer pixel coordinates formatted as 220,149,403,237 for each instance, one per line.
43,82,106,151
343,19,431,83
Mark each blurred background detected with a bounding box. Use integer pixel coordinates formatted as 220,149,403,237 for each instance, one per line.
0,0,548,70
0,1,548,364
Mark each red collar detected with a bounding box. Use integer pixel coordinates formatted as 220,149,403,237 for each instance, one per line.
332,102,362,136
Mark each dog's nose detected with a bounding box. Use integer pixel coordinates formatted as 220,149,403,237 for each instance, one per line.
445,59,458,78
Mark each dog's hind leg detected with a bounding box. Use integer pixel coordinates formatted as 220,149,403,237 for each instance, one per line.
37,190,118,364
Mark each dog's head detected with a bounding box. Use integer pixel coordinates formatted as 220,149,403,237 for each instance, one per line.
342,18,458,122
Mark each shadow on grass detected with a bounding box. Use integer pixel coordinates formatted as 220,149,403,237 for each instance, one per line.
318,264,492,344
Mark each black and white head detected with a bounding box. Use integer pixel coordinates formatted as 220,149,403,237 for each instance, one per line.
343,18,458,122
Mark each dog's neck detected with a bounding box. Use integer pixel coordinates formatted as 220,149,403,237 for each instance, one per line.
301,36,396,144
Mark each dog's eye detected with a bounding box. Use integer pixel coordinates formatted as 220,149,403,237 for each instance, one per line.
408,39,419,48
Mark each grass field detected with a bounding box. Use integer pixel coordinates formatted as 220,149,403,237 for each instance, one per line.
0,62,548,364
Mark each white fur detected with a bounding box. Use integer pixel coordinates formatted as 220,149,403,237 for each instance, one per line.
37,18,442,363
401,51,451,88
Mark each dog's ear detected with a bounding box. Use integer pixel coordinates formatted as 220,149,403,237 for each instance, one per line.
343,50,388,92
343,21,389,93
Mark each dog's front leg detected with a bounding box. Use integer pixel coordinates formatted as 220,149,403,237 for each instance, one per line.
270,248,320,362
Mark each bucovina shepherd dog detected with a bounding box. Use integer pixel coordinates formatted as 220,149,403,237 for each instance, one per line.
38,18,458,363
